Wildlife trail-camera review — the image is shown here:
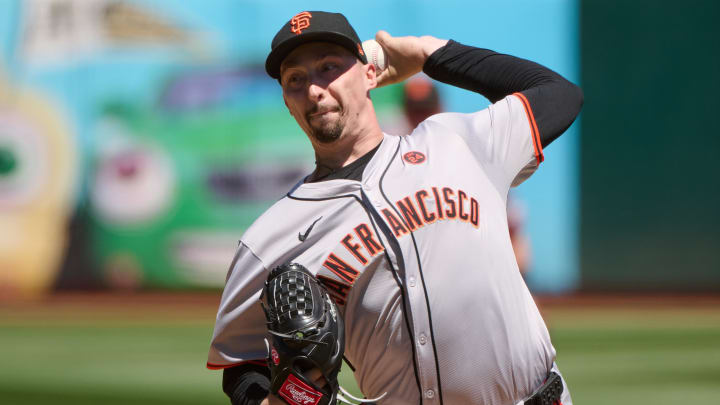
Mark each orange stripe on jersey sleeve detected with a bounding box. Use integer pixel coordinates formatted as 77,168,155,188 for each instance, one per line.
206,359,267,370
512,92,544,164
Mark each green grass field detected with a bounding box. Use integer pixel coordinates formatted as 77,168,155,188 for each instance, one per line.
1,294,718,404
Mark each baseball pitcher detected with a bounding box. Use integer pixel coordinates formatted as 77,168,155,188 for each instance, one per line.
207,10,582,405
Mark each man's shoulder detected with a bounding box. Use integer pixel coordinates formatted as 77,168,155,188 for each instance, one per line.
405,112,471,144
241,194,299,241
238,188,339,266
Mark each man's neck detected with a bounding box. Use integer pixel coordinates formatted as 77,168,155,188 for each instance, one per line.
312,126,384,170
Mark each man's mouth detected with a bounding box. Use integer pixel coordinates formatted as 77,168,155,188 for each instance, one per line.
308,107,338,119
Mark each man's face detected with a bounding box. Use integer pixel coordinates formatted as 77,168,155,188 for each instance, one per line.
280,42,373,144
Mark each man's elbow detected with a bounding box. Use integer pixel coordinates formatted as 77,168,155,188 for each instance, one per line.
567,81,584,119
536,80,584,148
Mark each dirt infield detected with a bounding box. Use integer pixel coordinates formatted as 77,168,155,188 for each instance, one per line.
538,292,720,308
4,290,720,310
0,291,222,324
2,290,718,325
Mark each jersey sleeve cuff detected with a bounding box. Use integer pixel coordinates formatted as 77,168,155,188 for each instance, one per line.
207,359,267,370
512,92,544,164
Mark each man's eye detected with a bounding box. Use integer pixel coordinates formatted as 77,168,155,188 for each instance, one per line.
285,74,303,87
321,62,338,72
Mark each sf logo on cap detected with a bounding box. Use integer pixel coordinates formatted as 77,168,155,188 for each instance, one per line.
290,11,312,35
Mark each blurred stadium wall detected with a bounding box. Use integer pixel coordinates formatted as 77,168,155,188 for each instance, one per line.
1,0,584,295
579,0,720,291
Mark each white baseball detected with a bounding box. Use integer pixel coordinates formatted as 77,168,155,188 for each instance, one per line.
362,39,388,72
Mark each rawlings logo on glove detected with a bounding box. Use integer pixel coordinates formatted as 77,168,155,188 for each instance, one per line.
279,374,323,405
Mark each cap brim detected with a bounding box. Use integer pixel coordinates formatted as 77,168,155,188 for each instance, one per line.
265,31,366,80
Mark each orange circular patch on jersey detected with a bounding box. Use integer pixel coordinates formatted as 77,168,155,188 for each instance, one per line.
403,151,426,164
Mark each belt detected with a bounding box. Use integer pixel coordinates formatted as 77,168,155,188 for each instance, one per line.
523,371,564,405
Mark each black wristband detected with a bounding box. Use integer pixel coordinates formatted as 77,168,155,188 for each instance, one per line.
223,364,271,405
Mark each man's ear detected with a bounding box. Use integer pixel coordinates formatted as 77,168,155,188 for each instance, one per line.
365,63,378,91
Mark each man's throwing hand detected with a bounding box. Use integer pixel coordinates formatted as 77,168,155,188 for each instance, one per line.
373,31,448,88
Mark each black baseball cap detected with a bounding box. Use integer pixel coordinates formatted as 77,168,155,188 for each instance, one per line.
265,11,368,80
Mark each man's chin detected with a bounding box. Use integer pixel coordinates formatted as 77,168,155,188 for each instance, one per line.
312,132,342,144
310,124,343,144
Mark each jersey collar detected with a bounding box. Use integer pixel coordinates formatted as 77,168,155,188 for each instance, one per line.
287,133,399,200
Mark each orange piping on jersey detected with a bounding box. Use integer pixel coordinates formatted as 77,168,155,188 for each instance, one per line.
206,359,267,370
513,92,544,164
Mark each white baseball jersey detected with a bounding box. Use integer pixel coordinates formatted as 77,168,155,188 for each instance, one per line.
208,93,569,404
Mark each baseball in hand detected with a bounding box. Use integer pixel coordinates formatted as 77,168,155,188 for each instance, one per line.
362,39,388,72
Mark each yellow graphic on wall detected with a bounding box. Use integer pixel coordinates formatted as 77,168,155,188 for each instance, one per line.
0,74,77,298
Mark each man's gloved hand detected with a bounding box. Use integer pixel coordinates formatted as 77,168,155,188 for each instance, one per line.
261,263,345,405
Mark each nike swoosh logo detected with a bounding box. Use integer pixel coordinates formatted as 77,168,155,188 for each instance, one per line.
298,216,323,242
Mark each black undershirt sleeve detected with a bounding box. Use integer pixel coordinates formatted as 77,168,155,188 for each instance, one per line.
222,364,271,405
423,39,583,147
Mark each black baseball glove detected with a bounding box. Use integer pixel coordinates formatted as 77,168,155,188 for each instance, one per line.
260,263,345,405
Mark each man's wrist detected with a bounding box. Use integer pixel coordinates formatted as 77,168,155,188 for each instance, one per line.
224,365,271,405
419,36,449,60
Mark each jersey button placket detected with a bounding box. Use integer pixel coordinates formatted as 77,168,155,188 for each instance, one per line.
399,245,439,402
370,184,439,402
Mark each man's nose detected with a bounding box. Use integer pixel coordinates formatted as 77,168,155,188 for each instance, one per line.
307,81,325,102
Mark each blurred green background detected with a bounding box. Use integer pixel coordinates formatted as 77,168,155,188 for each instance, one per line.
2,294,719,404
